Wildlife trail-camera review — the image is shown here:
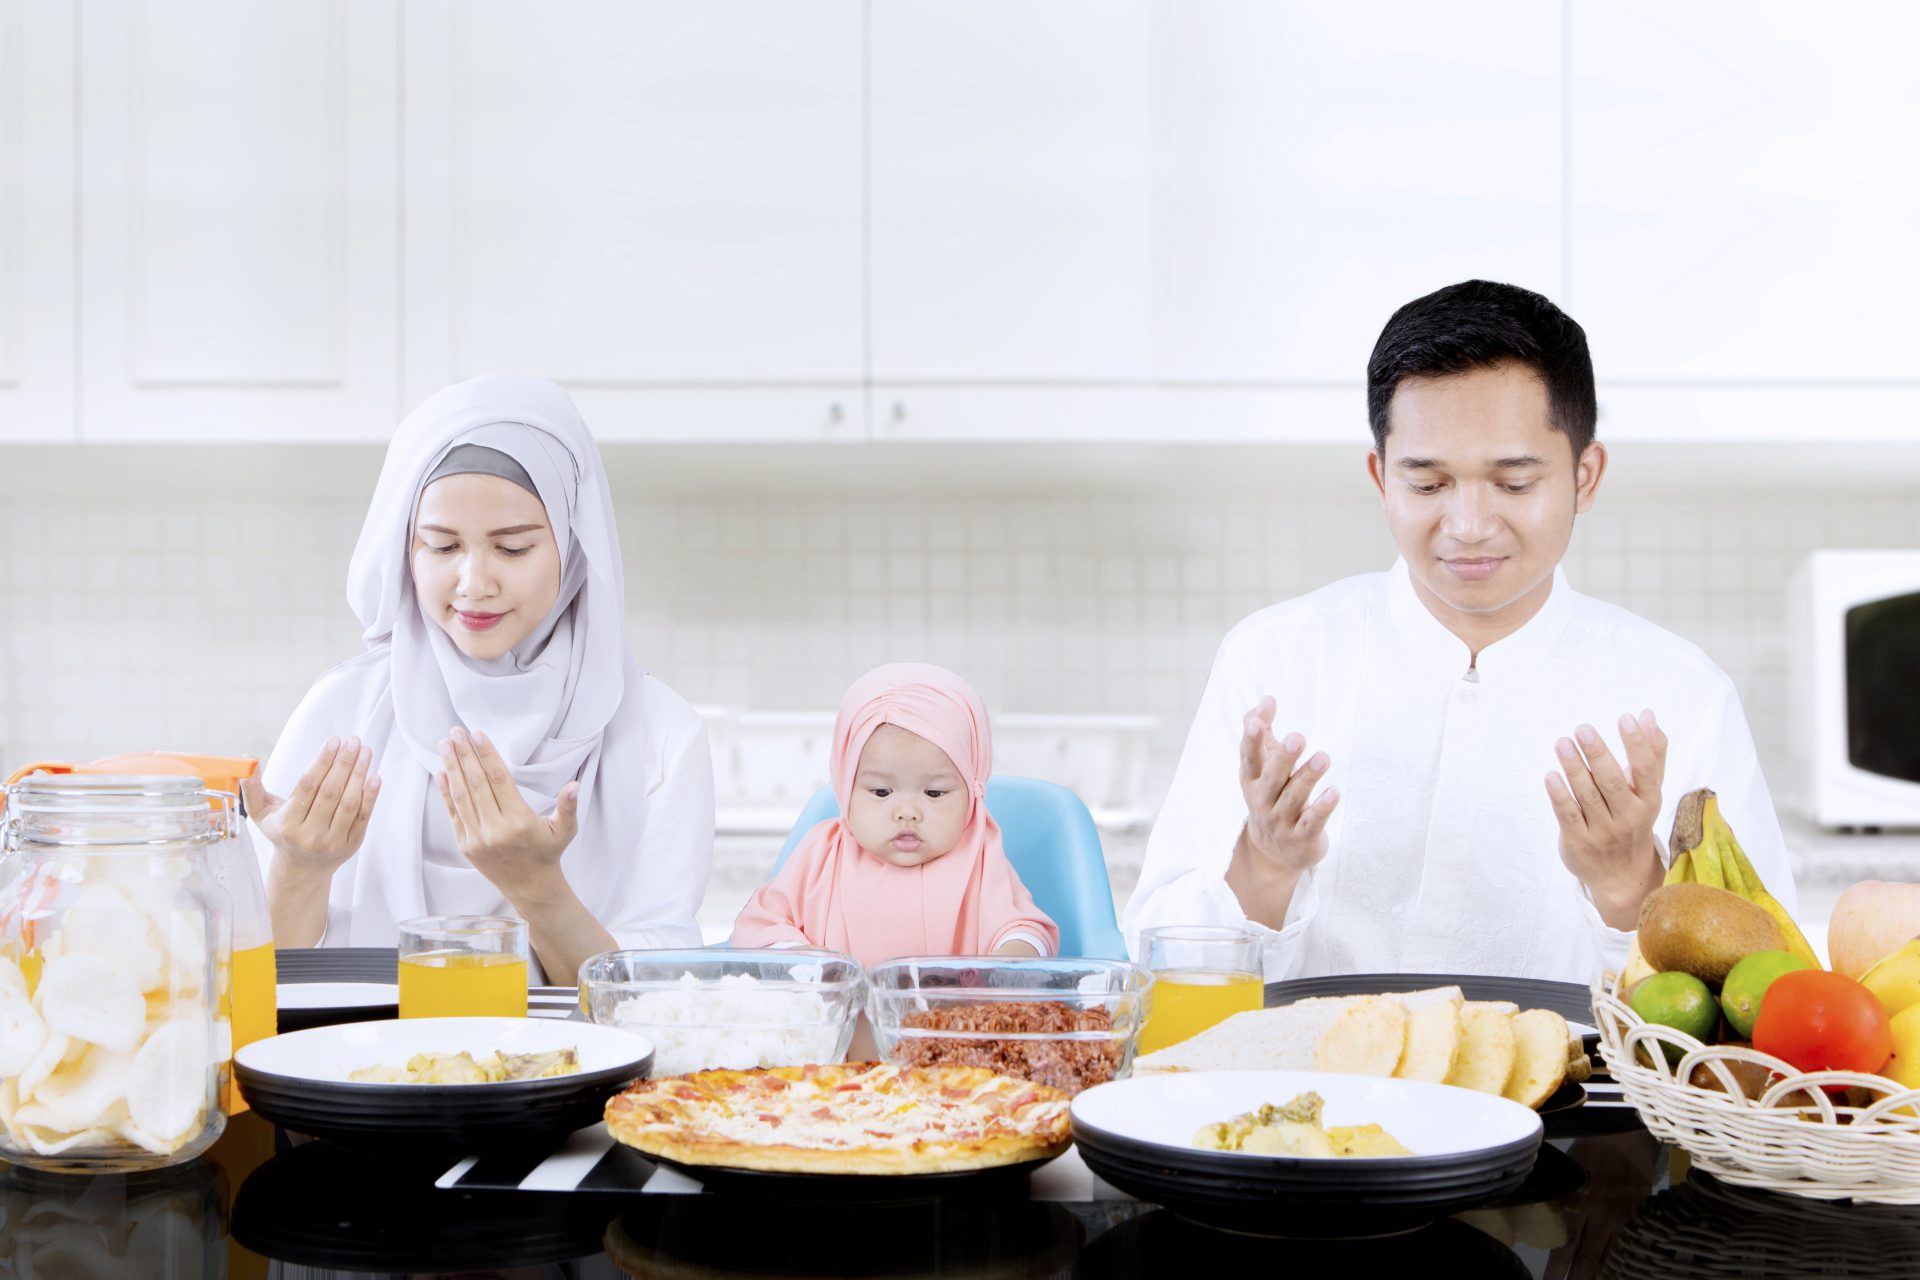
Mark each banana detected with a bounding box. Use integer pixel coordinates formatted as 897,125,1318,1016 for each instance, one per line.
1669,791,1727,890
1711,821,1755,898
1620,937,1657,994
1666,787,1821,968
1665,849,1693,886
1708,804,1821,968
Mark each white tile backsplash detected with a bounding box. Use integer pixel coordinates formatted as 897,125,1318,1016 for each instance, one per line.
3,445,1918,835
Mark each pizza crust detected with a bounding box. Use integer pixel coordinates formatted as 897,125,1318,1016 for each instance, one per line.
605,1062,1072,1176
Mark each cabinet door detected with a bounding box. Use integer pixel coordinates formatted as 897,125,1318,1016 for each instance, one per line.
403,0,864,442
868,0,1155,392
77,0,400,442
0,1,76,440
1155,1,1563,391
1572,0,1920,437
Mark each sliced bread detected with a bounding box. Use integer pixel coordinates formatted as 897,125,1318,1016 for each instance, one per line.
1313,997,1409,1077
1131,999,1359,1075
1446,1002,1519,1095
1395,999,1464,1083
1502,1008,1572,1109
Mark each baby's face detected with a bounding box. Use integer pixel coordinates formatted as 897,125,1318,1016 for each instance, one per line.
846,724,970,868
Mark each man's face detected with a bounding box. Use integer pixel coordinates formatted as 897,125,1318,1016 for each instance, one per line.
1366,361,1604,632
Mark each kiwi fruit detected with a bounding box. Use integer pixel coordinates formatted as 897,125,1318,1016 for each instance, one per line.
1637,883,1784,989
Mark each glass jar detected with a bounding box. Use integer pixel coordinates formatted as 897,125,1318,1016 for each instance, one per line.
0,775,231,1173
6,752,278,1115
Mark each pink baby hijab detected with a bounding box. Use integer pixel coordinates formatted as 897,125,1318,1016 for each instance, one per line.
732,663,1059,967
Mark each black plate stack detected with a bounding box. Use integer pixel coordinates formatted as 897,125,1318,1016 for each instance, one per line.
1071,1115,1540,1238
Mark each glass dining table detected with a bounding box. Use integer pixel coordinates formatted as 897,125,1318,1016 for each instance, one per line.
8,961,1920,1279
13,1095,1920,1277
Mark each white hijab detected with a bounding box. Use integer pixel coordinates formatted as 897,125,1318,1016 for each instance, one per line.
261,376,649,947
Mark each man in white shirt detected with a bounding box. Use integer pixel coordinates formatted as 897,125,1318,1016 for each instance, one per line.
1125,280,1794,983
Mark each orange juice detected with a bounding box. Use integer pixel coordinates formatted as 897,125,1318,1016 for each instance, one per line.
1138,968,1263,1055
225,942,277,1114
399,950,529,1018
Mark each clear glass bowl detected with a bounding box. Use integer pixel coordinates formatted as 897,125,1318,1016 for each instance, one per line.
865,957,1154,1097
576,948,864,1077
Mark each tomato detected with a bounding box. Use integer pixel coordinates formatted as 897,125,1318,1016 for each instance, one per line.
1751,969,1893,1076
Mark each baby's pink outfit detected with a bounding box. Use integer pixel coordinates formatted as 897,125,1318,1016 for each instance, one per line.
730,663,1058,968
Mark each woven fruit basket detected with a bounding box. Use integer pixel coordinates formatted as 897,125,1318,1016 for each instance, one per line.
1591,978,1920,1203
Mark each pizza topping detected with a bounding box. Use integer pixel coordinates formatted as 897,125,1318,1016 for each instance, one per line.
606,1064,1071,1162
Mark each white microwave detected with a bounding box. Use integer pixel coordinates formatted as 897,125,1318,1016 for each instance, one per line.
1788,550,1920,829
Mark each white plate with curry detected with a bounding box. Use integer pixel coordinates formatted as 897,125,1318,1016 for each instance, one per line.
1070,1070,1543,1237
235,1017,653,1155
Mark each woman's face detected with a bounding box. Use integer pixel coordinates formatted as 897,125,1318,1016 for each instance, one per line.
411,473,563,659
846,724,971,868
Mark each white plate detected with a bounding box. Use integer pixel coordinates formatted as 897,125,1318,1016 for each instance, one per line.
1073,1070,1542,1159
276,982,400,1011
237,1016,653,1085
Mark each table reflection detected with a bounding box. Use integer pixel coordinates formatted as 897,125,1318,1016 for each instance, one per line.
1604,1170,1920,1280
0,1159,226,1279
605,1197,1084,1278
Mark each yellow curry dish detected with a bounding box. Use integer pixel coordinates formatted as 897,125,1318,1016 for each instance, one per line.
1192,1090,1412,1158
347,1048,582,1085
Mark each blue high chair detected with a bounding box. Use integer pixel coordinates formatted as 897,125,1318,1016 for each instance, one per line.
769,776,1129,960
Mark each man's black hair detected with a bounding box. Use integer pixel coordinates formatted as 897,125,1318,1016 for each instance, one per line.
1366,280,1596,458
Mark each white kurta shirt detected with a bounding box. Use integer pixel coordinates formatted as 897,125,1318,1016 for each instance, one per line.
1124,560,1795,984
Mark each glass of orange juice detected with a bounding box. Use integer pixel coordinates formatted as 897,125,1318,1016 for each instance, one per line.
398,916,530,1019
1136,925,1263,1055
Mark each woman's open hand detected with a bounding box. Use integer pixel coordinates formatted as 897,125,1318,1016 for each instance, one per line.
244,736,380,877
436,727,580,901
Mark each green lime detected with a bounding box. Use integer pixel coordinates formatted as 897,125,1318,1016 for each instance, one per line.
1630,971,1720,1064
1720,950,1816,1039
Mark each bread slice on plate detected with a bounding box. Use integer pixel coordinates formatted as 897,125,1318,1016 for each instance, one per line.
1395,999,1464,1083
1314,997,1409,1077
1502,1008,1572,1108
1131,999,1359,1075
1446,1002,1519,1095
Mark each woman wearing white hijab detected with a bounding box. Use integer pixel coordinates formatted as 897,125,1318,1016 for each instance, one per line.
242,376,713,982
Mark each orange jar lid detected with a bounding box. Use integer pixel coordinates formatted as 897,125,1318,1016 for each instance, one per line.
6,753,259,808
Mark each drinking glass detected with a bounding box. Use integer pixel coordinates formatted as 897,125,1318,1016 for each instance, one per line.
1136,925,1263,1055
397,915,530,1018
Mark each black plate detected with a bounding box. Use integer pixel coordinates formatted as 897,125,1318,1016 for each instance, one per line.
235,1020,652,1156
276,946,400,984
1537,1078,1587,1117
1073,1132,1538,1238
274,947,400,1033
1262,971,1595,1026
643,1151,1062,1200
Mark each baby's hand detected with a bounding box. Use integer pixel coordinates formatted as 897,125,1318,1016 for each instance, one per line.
992,938,1041,957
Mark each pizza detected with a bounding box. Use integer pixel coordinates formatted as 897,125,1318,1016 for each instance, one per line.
604,1062,1073,1175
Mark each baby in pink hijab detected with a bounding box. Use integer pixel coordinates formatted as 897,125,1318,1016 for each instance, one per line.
731,663,1059,968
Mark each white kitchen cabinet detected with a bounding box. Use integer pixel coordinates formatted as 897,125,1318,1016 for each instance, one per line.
0,1,76,441
1572,1,1920,432
402,0,865,443
76,0,400,442
868,0,1156,432
1154,1,1563,391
